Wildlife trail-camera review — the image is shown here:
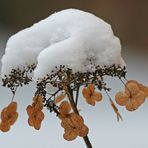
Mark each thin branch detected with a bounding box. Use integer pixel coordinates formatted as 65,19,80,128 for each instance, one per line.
11,87,17,102
119,78,131,94
104,90,123,121
75,85,80,106
46,89,61,106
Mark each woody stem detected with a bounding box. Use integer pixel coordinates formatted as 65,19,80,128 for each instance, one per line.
66,85,93,148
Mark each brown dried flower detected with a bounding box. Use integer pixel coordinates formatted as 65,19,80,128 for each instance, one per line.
26,105,44,130
61,113,89,141
82,84,102,106
0,102,18,132
127,80,148,98
26,95,44,130
115,81,145,111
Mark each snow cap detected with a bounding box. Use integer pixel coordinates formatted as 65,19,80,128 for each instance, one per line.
1,9,125,80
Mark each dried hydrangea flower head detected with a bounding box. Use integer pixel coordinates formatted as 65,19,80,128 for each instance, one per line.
26,95,44,130
61,113,89,141
115,81,145,111
82,84,102,106
0,102,18,132
127,80,148,98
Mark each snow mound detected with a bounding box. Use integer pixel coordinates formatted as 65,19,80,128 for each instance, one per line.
33,9,125,80
1,9,125,80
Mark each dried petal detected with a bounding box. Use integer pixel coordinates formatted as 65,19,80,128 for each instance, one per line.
115,91,128,106
59,101,71,118
34,119,42,130
125,100,136,111
138,83,148,97
7,102,17,113
33,95,43,103
130,99,139,109
28,118,34,126
35,101,44,110
55,94,66,104
1,108,8,121
9,112,18,125
125,81,139,96
86,98,96,106
88,84,95,94
26,105,34,116
61,118,73,130
0,121,10,132
63,131,77,141
134,91,145,105
36,110,44,121
79,125,89,137
92,92,102,102
70,113,84,128
127,80,148,97
82,88,91,99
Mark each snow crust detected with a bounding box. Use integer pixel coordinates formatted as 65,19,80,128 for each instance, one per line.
1,9,125,80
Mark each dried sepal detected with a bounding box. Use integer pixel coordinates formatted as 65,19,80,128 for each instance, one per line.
0,121,10,132
115,92,128,106
59,101,71,118
115,80,146,111
79,125,89,137
63,130,77,141
54,93,66,104
82,84,103,106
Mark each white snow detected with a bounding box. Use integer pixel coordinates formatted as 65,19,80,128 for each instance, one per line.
1,8,125,80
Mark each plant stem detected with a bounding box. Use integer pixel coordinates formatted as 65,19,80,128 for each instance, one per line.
66,85,93,148
75,85,80,106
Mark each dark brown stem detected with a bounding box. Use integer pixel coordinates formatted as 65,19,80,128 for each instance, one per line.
75,85,80,106
83,136,93,148
66,85,93,148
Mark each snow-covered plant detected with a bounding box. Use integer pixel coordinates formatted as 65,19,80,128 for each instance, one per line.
0,9,148,148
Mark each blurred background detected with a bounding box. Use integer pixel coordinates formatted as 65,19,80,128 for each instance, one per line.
0,0,148,148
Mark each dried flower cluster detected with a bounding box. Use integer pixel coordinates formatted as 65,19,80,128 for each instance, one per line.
2,64,36,95
115,80,148,111
82,84,102,106
0,102,18,132
26,95,44,130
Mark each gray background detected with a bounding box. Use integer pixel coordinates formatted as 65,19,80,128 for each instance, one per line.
0,1,148,148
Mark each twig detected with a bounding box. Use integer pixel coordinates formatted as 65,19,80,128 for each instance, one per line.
104,90,123,121
75,85,80,106
11,87,17,102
